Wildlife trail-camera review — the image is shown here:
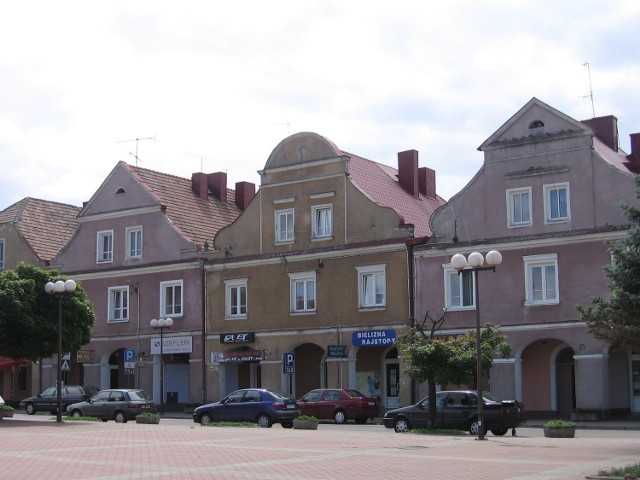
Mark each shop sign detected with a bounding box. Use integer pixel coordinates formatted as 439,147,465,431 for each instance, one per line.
352,329,396,347
76,350,91,363
212,350,268,363
327,345,347,358
220,332,255,344
151,336,193,355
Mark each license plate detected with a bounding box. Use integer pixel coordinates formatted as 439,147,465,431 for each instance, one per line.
368,402,375,406
286,404,296,409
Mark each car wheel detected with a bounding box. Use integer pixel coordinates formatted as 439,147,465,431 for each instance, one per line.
281,421,293,429
354,417,367,425
491,428,508,436
25,403,36,415
333,410,347,424
468,419,487,436
256,413,272,428
70,410,82,418
200,413,212,425
114,411,127,423
393,417,410,433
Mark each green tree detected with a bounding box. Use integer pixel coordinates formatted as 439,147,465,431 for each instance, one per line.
577,176,640,351
0,263,95,361
398,311,511,428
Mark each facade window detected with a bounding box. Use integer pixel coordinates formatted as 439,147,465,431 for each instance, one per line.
544,183,570,223
108,286,129,322
97,230,114,263
312,204,333,239
444,267,475,310
356,265,386,308
506,187,532,227
126,226,143,259
275,209,295,243
288,272,316,313
161,280,183,317
0,238,4,269
524,254,559,305
225,278,248,319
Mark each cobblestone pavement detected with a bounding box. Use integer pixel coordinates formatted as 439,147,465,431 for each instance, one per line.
2,414,640,480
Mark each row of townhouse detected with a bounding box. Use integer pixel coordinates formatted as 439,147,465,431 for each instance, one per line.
2,97,639,418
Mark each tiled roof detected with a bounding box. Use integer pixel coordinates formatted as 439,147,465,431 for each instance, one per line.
343,152,446,237
127,164,243,248
0,198,80,263
593,137,637,173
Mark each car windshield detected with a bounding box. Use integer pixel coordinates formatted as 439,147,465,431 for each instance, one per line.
268,390,293,400
345,390,367,398
482,392,501,402
128,390,150,401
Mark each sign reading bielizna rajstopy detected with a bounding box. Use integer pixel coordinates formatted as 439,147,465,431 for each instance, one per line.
352,329,396,347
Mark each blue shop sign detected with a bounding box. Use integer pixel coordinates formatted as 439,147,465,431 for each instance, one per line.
352,329,396,347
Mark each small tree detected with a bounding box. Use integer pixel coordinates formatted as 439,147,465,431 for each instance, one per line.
0,263,95,361
577,176,640,352
398,311,511,428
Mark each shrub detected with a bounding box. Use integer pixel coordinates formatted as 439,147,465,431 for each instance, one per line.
294,415,318,422
543,419,576,429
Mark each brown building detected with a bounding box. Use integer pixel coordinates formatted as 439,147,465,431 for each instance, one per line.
205,132,445,408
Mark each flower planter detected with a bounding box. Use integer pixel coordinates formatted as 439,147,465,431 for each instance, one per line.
135,415,160,424
543,427,575,438
1,409,15,418
293,420,318,430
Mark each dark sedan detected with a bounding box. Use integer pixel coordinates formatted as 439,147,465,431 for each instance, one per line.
383,390,525,436
67,389,155,423
298,388,380,424
20,385,99,415
193,388,300,428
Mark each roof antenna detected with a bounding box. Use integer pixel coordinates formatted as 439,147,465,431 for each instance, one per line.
582,62,596,118
116,136,156,166
275,119,291,136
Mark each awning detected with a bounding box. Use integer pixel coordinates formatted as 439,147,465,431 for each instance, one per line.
0,358,26,370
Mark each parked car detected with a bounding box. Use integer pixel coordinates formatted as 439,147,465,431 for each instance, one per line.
193,388,300,428
20,385,99,415
383,390,525,436
297,388,381,424
66,388,155,423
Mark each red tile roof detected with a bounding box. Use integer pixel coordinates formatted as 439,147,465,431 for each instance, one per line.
343,152,445,237
126,164,244,248
0,198,80,263
592,137,637,173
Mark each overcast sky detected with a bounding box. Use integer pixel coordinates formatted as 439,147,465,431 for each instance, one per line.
1,0,638,209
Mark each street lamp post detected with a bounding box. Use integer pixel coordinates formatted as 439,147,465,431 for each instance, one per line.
150,317,173,415
44,279,77,423
450,250,502,440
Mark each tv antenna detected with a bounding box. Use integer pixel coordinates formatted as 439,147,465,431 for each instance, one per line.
116,136,156,166
275,119,291,136
582,62,595,118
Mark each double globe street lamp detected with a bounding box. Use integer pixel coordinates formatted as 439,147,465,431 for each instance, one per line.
450,250,502,440
44,279,77,423
150,317,173,415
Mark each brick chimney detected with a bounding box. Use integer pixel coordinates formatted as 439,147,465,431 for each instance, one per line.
235,181,256,210
207,172,227,203
418,166,436,199
582,115,619,152
191,172,208,200
398,150,419,198
626,132,640,172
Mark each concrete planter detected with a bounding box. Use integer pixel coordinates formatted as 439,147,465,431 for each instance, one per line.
1,409,15,418
135,414,160,424
543,427,575,438
293,420,318,430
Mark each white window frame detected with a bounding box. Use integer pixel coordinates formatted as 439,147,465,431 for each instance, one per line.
444,266,475,311
523,253,559,305
544,182,570,224
506,187,532,228
108,286,129,323
311,204,333,239
275,208,295,243
288,271,316,314
356,264,386,309
0,238,4,269
160,280,183,318
97,230,114,263
125,226,143,259
225,278,248,319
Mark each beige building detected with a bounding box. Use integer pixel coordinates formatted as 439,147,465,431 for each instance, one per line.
204,132,445,409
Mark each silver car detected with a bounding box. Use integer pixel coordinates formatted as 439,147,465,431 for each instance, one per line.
67,389,156,423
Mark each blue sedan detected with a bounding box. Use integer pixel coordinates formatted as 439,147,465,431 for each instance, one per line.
193,388,300,428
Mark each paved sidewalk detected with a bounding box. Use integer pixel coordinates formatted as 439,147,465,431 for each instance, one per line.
2,413,640,480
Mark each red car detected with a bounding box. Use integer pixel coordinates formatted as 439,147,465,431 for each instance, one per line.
297,388,380,424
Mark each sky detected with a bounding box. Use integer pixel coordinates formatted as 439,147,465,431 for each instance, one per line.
1,0,639,209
